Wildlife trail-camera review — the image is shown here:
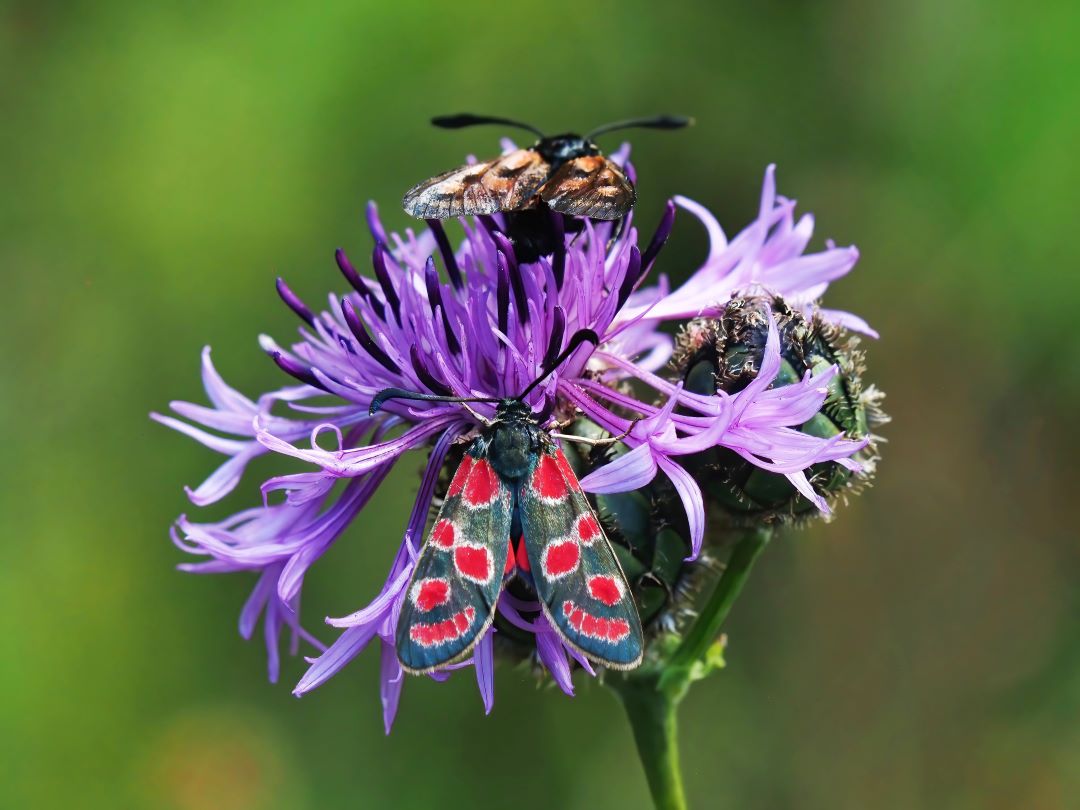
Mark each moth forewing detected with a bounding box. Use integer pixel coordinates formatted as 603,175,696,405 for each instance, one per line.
395,445,514,673
517,442,644,669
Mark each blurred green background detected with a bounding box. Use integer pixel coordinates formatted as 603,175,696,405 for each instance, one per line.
2,1,1077,808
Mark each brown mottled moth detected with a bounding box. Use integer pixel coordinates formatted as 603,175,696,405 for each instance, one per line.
402,113,692,222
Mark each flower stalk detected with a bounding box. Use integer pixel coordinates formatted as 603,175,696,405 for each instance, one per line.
609,674,687,810
609,526,773,810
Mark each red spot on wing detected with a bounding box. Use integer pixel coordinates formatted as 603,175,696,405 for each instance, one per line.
453,610,470,632
576,514,600,545
412,578,450,611
454,543,493,583
605,618,630,642
554,449,582,492
531,454,569,501
541,539,580,578
431,519,455,549
562,600,630,642
409,606,477,648
463,458,500,507
587,575,624,606
447,455,474,498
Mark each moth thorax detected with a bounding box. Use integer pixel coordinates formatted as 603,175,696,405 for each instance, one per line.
537,134,599,168
486,424,534,480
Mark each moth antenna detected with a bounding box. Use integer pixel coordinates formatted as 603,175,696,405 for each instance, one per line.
585,115,694,140
369,387,500,416
431,114,545,139
516,329,599,402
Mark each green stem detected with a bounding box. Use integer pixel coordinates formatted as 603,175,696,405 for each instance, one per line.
667,526,773,674
610,675,687,810
609,527,774,809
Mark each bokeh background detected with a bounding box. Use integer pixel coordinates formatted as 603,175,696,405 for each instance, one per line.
2,1,1077,808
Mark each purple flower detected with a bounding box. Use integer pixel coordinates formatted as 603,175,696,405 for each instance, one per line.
156,157,869,729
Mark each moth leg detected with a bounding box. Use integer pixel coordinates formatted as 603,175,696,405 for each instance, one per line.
550,420,637,447
460,402,494,426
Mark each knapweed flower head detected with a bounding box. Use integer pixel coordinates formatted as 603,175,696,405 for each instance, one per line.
674,295,888,524
155,151,875,731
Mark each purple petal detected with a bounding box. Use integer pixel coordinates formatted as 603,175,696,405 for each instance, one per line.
151,412,249,456
293,622,380,696
184,445,265,506
264,599,282,683
327,564,411,628
785,471,830,514
579,443,657,493
474,628,495,714
656,456,705,559
379,640,405,734
239,566,277,640
535,626,575,697
817,307,879,338
199,346,256,412
255,416,455,476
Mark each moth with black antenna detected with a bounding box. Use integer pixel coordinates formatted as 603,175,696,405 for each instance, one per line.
371,328,646,673
401,113,693,222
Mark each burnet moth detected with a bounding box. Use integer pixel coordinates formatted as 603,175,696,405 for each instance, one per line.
370,330,644,674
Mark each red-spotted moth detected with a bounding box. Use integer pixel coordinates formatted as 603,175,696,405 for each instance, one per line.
369,330,643,673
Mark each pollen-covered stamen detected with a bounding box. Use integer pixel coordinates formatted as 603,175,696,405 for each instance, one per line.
424,219,463,290
543,306,566,371
454,542,494,584
270,351,328,391
476,214,501,241
364,200,389,245
410,577,451,612
493,233,529,324
371,241,402,326
341,298,400,374
423,257,461,355
616,245,644,309
641,199,676,272
496,252,510,335
276,277,316,327
410,345,454,396
336,248,385,320
541,538,580,579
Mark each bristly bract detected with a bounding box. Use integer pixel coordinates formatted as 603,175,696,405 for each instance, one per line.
369,331,645,673
402,113,692,222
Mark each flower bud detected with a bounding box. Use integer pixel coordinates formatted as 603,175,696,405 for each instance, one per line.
675,296,887,524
